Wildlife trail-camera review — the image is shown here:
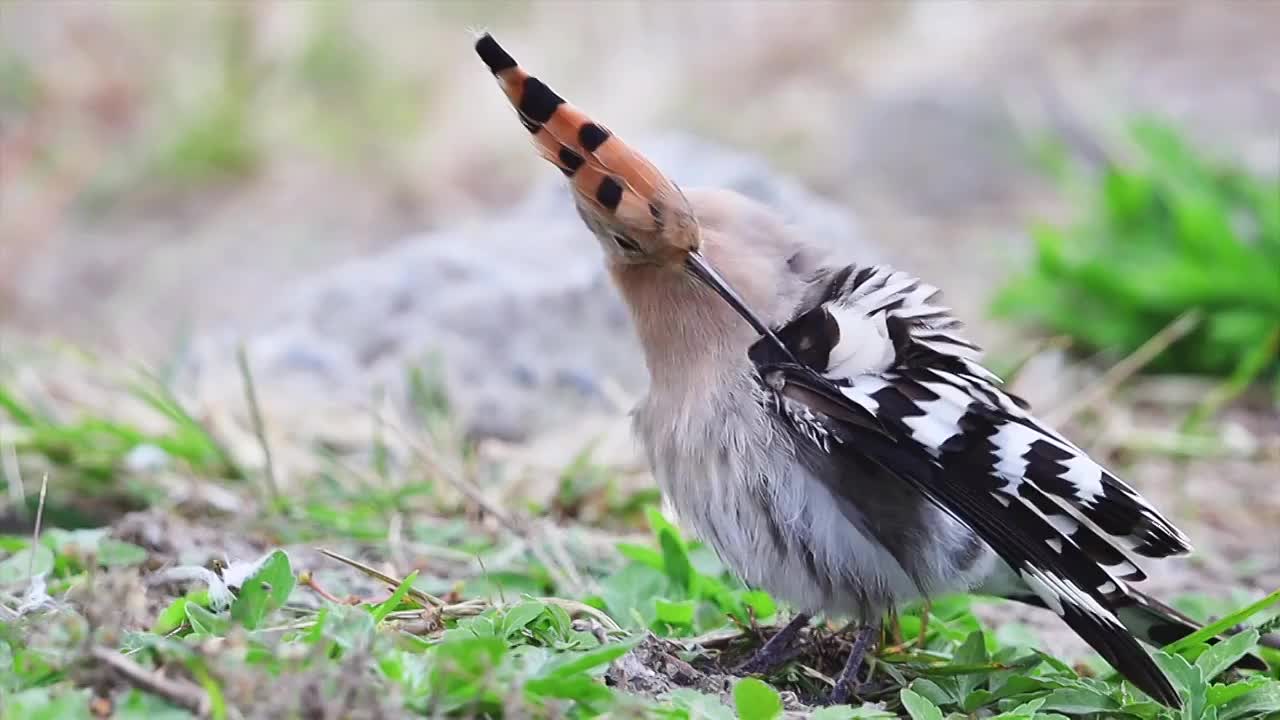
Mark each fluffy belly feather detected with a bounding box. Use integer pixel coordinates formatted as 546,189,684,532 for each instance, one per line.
637,395,997,622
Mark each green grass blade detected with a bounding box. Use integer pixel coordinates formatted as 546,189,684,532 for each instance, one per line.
1163,588,1280,657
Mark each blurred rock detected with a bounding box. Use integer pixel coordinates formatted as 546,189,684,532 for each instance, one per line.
842,85,1031,217
177,133,873,447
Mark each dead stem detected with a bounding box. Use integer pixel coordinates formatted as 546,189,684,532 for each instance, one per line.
917,599,931,649
90,646,211,718
298,570,347,605
236,343,282,509
1045,309,1202,426
28,473,48,581
387,416,587,596
316,548,445,607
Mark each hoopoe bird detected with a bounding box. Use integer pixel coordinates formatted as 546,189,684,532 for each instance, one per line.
474,34,1265,707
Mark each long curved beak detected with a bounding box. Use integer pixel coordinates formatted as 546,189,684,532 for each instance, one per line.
684,252,799,364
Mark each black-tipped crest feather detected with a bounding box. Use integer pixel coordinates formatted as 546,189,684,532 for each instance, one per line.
475,33,516,74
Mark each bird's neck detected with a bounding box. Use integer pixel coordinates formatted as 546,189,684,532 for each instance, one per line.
605,187,825,407
609,243,783,404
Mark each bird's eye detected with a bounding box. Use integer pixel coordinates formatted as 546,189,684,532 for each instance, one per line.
612,234,641,253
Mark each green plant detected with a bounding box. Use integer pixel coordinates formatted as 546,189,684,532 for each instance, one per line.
993,119,1280,396
0,371,241,485
587,506,777,637
148,3,260,185
4,341,1279,717
3,490,1279,717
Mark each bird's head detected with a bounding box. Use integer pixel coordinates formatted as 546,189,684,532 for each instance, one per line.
474,33,699,265
475,33,795,356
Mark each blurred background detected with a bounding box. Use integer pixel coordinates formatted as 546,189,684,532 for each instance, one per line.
1,0,1278,676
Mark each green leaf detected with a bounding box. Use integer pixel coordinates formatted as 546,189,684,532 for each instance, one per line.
665,689,735,720
659,528,694,593
993,622,1040,651
733,678,783,720
1154,651,1205,716
644,504,683,540
0,384,39,426
114,689,191,719
1035,687,1121,714
0,687,93,720
97,539,148,567
428,635,506,707
656,599,697,628
1218,680,1280,720
694,602,730,633
1195,630,1260,682
1165,588,1280,657
558,638,637,671
961,689,996,712
0,545,54,584
954,630,988,696
988,697,1045,720
520,641,635,712
371,570,419,624
522,673,613,705
1116,700,1166,720
740,591,777,622
152,596,191,635
1207,676,1272,707
990,117,1280,383
497,600,547,639
908,679,956,706
185,603,230,636
597,561,667,629
900,687,945,720
229,550,295,630
616,542,665,570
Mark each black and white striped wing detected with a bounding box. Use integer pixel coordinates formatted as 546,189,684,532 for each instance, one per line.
749,264,1193,707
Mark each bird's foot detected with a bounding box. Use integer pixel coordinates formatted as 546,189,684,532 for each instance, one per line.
733,612,812,675
827,624,877,705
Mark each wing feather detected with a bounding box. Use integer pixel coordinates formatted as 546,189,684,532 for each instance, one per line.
749,262,1196,707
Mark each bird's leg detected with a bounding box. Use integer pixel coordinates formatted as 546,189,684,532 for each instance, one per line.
734,612,812,675
828,624,877,705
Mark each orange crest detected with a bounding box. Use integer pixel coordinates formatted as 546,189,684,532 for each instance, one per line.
475,33,688,239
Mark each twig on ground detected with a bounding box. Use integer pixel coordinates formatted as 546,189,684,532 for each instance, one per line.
681,626,749,650
539,597,623,633
917,599,931,650
90,646,210,717
1045,309,1202,426
888,607,902,646
795,663,835,689
236,343,282,509
1001,334,1075,394
384,602,488,622
298,570,348,605
317,548,445,607
1109,425,1270,460
316,547,622,633
28,473,47,581
1183,323,1280,430
386,416,586,596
